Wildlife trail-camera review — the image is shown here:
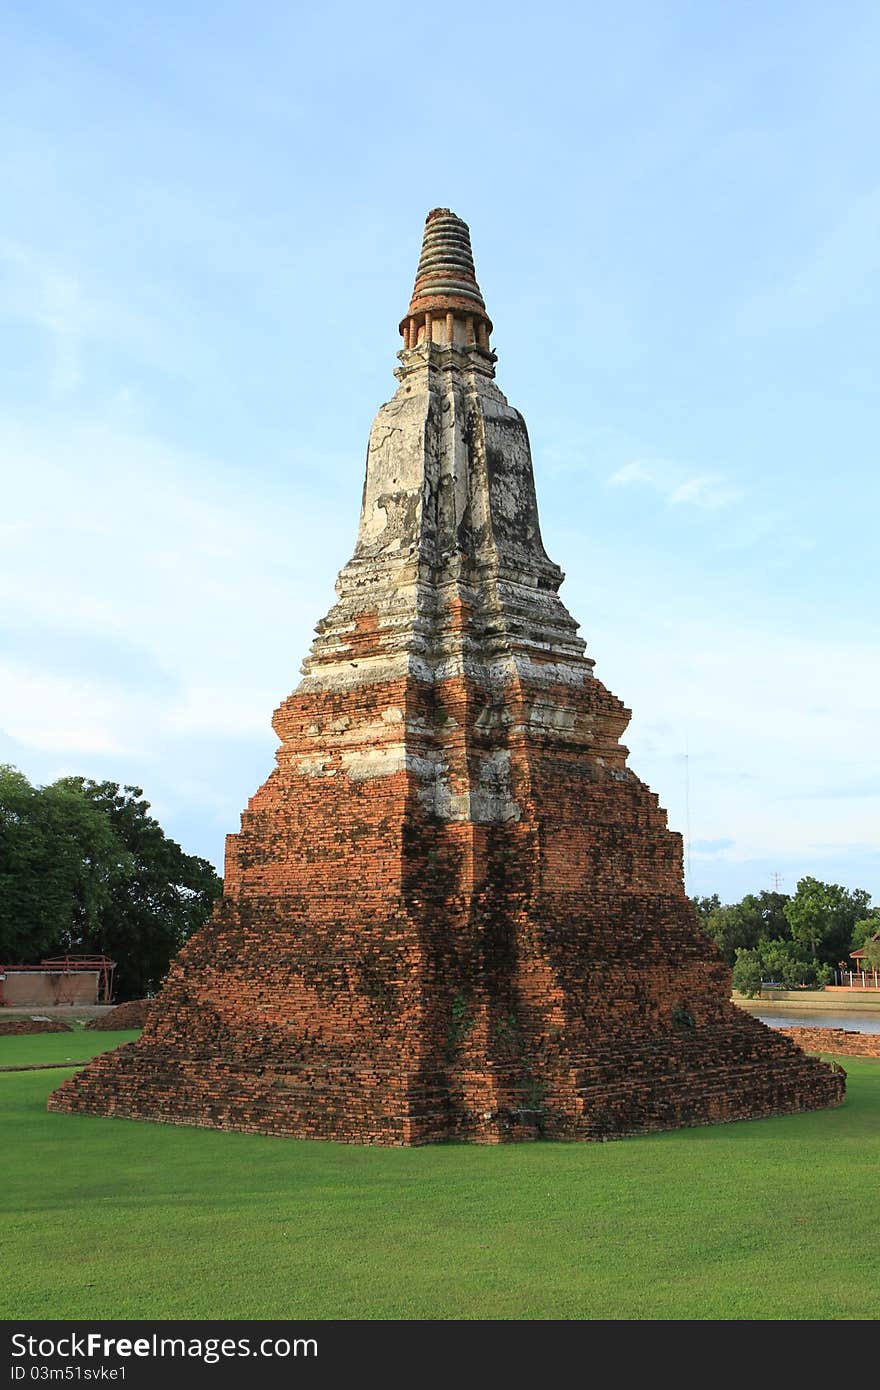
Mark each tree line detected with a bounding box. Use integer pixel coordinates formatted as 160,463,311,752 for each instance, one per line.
692,879,880,996
0,766,222,999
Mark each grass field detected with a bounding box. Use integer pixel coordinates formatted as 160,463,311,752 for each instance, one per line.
2,1033,878,1320
0,1029,141,1068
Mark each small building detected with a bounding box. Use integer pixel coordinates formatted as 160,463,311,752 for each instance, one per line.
844,936,880,989
0,955,116,1008
851,933,879,965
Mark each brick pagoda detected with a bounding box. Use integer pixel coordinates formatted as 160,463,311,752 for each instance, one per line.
50,210,844,1142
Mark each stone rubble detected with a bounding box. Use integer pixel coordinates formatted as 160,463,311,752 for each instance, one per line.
86,999,154,1030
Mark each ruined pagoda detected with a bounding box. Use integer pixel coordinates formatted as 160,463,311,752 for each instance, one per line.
50,209,843,1142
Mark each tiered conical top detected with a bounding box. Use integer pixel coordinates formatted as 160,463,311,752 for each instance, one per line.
399,208,493,349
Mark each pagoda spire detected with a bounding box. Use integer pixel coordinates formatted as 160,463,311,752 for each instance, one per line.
399,208,493,352
302,208,584,688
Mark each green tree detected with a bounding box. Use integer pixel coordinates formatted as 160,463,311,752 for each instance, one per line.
52,779,222,998
0,768,221,998
758,938,814,989
703,891,791,964
784,877,872,965
861,940,880,971
739,938,831,990
852,912,880,952
732,948,763,997
850,912,880,973
691,894,721,927
0,766,125,963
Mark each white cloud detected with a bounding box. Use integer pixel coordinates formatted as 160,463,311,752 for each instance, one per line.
0,661,144,757
591,612,880,875
0,240,90,391
608,460,655,487
667,474,742,509
606,457,742,510
0,418,349,769
0,238,205,396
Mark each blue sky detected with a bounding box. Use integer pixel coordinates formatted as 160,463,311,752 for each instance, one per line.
1,1,877,903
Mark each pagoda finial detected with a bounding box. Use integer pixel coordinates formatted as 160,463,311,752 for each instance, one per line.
399,208,494,351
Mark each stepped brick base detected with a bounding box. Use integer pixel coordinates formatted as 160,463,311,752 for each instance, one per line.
47,1016,844,1143
49,668,843,1142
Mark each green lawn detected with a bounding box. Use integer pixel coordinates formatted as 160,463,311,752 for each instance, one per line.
0,1029,141,1068
2,1034,878,1320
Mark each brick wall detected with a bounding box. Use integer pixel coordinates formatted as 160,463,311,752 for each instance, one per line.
0,1018,69,1035
2,972,98,1007
779,1027,880,1058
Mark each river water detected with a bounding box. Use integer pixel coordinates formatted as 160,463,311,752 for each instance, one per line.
740,1007,880,1034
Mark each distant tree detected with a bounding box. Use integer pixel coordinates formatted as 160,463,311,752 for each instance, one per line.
732,948,763,997
703,891,791,964
784,877,872,965
52,779,222,999
851,912,880,952
695,877,873,988
0,764,54,960
862,939,880,972
732,940,834,995
744,890,791,941
851,913,880,973
0,766,125,964
758,938,816,989
0,767,222,998
703,905,739,961
691,894,721,927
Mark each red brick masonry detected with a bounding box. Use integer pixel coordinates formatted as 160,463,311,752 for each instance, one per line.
87,999,153,1030
780,1027,880,1058
0,1018,68,1035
